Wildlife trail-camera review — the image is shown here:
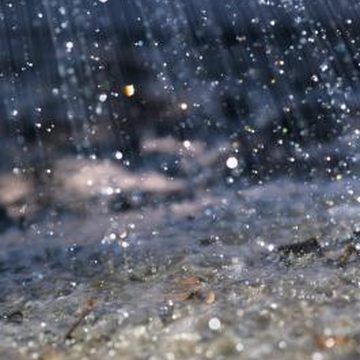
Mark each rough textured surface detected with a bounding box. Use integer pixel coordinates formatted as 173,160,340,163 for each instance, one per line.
1,177,360,360
1,0,360,358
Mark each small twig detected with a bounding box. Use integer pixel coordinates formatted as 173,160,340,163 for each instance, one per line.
338,244,359,267
64,298,97,340
165,275,216,304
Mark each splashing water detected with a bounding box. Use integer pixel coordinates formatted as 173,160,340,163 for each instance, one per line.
0,0,358,173
0,1,360,359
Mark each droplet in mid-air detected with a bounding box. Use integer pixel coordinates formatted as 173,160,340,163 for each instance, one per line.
122,84,135,97
179,102,188,110
99,93,107,102
226,157,238,169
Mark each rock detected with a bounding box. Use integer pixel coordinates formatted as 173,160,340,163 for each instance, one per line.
2,310,24,324
51,158,187,210
277,237,323,260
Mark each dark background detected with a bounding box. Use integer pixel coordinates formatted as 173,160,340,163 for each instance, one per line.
0,0,359,177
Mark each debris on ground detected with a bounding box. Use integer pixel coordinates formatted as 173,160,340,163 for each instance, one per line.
64,298,97,340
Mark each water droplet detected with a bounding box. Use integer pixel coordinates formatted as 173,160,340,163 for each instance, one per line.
65,41,74,52
209,317,221,331
179,102,188,110
226,157,238,169
115,151,123,160
99,93,107,102
122,84,135,97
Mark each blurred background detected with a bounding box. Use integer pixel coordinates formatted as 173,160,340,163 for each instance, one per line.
1,1,359,164
0,0,359,227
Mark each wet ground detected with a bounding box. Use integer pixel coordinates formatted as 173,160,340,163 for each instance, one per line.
1,0,360,358
1,173,360,360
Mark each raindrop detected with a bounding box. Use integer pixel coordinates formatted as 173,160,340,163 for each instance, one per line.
99,93,108,103
226,157,238,169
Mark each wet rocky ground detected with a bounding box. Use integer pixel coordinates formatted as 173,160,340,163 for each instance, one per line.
0,160,360,359
1,0,360,358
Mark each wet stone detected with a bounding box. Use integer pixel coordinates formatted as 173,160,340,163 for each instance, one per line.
2,310,24,324
276,237,323,262
198,236,218,247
